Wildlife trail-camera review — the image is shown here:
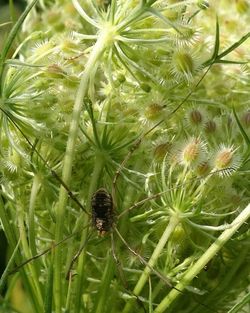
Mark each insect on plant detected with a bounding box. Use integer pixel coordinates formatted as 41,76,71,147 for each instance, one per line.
0,1,250,313
2,83,247,313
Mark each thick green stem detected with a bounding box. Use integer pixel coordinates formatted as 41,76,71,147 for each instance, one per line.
154,203,250,313
74,156,105,313
95,253,114,313
53,29,115,312
123,215,179,313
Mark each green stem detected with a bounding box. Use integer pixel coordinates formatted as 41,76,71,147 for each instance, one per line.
53,29,112,312
0,196,40,312
122,215,179,313
228,291,250,313
0,196,17,255
74,156,105,313
28,175,41,257
17,202,43,312
0,240,20,295
154,203,250,313
94,253,114,313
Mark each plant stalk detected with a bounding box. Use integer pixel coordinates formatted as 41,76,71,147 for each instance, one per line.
74,155,105,313
53,29,114,312
123,215,180,313
154,203,250,313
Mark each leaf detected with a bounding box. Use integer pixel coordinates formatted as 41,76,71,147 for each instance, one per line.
215,59,248,65
233,107,250,146
211,16,220,61
217,32,250,60
232,107,250,163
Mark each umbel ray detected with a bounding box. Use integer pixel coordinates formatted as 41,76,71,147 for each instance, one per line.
1,78,241,313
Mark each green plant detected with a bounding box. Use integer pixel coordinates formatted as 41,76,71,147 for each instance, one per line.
0,1,249,313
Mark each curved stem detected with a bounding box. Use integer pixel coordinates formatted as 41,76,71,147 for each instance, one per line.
154,203,250,313
72,0,101,29
53,31,111,312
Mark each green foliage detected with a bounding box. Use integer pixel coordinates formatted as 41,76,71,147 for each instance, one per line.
0,1,249,313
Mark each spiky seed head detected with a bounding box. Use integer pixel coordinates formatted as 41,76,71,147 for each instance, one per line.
189,109,203,125
171,50,199,81
185,107,207,130
175,25,198,44
60,38,79,54
173,51,194,74
141,92,168,125
178,137,206,166
32,40,55,58
145,103,164,121
205,120,217,134
214,149,233,168
212,145,240,175
183,140,199,162
154,142,172,161
45,64,65,79
196,161,211,176
2,150,22,174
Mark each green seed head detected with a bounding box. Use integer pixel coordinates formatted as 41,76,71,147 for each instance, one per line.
205,120,217,134
189,109,203,125
154,142,172,161
179,137,206,166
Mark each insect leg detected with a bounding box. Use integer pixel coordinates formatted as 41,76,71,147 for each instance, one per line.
110,232,147,313
7,231,81,276
115,227,218,313
118,167,233,219
66,230,93,280
114,226,173,288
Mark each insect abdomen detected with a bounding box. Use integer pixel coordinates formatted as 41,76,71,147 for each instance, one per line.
91,188,113,236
